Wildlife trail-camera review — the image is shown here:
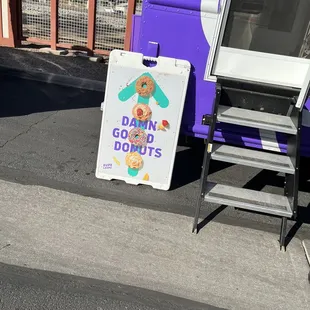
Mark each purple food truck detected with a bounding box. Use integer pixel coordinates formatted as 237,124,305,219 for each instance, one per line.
130,0,310,248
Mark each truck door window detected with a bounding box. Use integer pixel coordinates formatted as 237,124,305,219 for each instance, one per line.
221,0,310,58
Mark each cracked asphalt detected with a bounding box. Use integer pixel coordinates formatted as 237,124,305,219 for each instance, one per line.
0,111,59,148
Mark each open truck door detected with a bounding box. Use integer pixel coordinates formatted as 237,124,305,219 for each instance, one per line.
206,0,310,88
194,0,310,249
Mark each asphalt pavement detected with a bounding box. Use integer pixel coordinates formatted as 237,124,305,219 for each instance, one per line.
0,49,309,238
0,47,310,309
0,46,108,81
0,263,219,310
1,180,309,310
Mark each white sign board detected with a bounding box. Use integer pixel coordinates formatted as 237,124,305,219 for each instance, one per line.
96,50,190,190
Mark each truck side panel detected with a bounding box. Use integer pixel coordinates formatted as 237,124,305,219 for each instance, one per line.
131,0,310,156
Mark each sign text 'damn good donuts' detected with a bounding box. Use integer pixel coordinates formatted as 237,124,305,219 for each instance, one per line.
112,116,162,158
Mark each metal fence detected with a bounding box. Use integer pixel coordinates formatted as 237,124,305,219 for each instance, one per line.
95,0,127,50
20,0,143,54
22,0,51,41
58,0,89,46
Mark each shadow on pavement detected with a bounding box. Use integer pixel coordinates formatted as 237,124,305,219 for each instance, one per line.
0,73,230,191
196,158,310,245
0,262,224,310
0,75,103,118
171,139,232,190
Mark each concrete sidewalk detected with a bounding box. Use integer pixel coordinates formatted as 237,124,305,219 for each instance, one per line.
0,179,309,310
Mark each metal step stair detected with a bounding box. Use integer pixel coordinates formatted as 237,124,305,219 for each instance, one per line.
217,106,297,134
211,144,295,174
192,78,306,250
205,183,292,218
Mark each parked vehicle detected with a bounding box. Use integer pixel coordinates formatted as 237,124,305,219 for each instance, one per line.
129,0,310,248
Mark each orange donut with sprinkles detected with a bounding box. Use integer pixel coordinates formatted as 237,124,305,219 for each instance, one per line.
135,75,155,97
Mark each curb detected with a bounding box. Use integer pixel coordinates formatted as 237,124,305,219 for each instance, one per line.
38,47,107,63
0,66,106,92
302,240,310,265
301,240,310,284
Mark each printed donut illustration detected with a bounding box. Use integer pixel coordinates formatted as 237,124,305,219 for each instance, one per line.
118,72,169,108
132,103,152,121
128,127,147,146
135,75,155,98
125,151,143,169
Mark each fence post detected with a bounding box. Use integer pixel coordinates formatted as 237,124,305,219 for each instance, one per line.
87,0,96,55
124,0,136,51
16,0,23,43
0,0,21,47
0,0,3,40
51,0,58,50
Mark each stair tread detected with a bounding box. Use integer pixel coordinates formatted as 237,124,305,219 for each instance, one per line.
211,144,295,174
205,183,292,217
217,106,297,134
